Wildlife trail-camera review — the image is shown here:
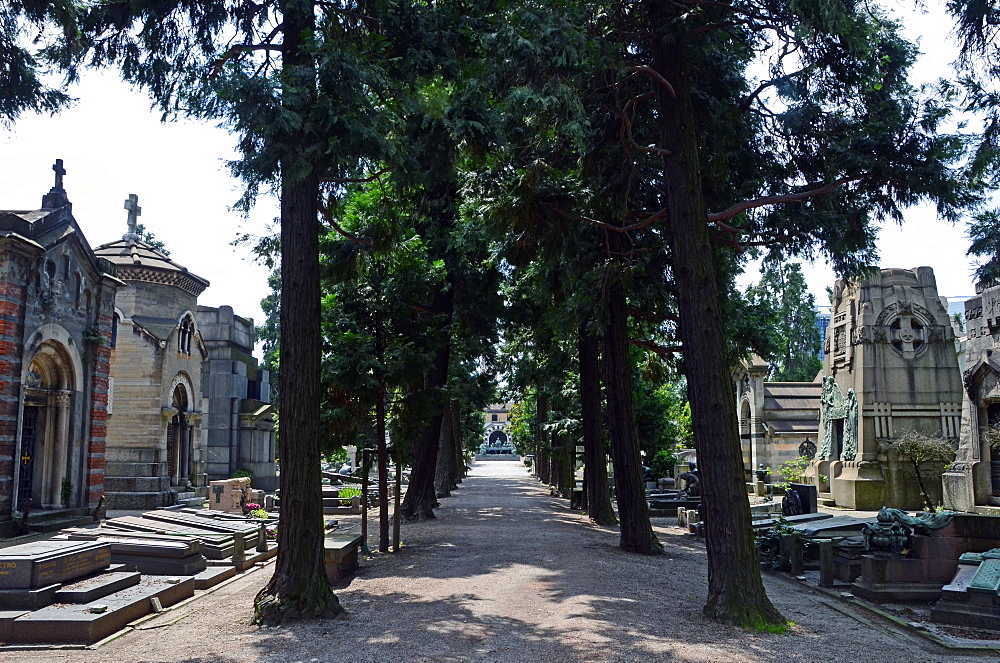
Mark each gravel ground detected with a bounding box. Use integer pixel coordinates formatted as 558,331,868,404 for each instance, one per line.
5,461,995,663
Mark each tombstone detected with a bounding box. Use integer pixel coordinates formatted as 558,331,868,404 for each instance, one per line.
852,512,1000,603
782,483,818,516
931,548,1000,630
208,477,251,514
0,540,111,589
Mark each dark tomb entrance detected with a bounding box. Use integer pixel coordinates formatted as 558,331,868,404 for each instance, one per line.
989,403,1000,497
167,386,192,485
16,406,40,511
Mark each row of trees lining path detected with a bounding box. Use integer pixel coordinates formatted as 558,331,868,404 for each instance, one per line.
7,0,1000,629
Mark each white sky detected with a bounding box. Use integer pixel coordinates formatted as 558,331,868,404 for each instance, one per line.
0,72,277,329
0,1,985,330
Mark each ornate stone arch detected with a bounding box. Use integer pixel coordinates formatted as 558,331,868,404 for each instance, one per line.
165,371,196,485
21,324,83,392
15,326,83,511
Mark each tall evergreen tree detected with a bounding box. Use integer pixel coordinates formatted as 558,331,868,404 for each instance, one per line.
746,262,822,382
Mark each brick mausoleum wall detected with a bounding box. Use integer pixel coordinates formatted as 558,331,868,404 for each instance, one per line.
86,311,114,507
0,238,35,525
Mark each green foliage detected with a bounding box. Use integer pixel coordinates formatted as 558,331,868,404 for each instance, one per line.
249,508,268,519
82,325,105,345
890,430,956,512
60,478,72,506
745,262,822,382
135,223,170,255
0,1,79,125
774,456,812,489
650,448,677,481
230,469,252,480
337,487,361,500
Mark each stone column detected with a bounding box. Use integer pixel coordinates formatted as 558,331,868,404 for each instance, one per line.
48,391,71,506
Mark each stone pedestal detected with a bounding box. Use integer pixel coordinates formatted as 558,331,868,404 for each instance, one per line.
831,461,885,510
208,477,251,514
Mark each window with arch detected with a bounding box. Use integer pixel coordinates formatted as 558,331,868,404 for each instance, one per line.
178,314,195,355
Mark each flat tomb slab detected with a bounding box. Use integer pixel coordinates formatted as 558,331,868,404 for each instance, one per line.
112,553,207,576
795,516,872,537
0,584,59,611
53,571,141,603
7,576,195,645
752,513,832,530
142,510,261,535
0,541,111,589
58,533,202,558
101,517,232,544
193,566,235,590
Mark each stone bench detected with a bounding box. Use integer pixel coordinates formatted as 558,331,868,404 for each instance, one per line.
324,533,364,582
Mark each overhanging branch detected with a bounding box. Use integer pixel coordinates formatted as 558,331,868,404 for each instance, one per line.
706,175,869,223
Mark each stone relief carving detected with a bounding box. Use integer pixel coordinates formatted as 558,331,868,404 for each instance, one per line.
819,376,858,461
843,388,859,461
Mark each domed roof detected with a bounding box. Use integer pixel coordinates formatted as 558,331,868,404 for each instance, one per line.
93,194,209,296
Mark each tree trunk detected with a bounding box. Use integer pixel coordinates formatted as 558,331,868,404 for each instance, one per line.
650,4,783,626
435,401,455,498
376,388,389,553
451,399,465,482
579,322,616,525
253,0,341,624
535,393,550,485
400,287,453,520
393,445,402,551
603,275,662,554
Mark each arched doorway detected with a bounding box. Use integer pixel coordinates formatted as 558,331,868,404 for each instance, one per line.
166,384,192,486
739,397,752,472
18,342,75,510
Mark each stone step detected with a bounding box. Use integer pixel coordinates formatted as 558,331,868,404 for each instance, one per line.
105,460,162,475
104,491,175,510
193,566,235,590
26,507,90,524
27,515,94,533
53,570,141,603
4,576,195,645
104,475,170,492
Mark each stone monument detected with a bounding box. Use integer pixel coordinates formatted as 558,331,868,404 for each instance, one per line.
944,279,1000,512
807,267,962,509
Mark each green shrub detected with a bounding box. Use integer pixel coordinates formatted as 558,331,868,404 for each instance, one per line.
231,469,253,479
650,447,677,480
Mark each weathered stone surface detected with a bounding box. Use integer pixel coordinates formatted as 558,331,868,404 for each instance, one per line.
0,540,111,589
7,576,195,644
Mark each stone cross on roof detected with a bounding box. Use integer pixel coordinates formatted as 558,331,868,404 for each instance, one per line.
123,194,142,241
52,159,66,189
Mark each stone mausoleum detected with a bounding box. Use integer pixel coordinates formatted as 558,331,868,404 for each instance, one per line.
197,305,276,491
94,197,212,509
0,162,124,535
733,355,820,476
806,267,962,509
944,279,1000,512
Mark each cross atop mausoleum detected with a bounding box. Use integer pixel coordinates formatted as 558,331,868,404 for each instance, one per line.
123,194,141,241
52,159,66,189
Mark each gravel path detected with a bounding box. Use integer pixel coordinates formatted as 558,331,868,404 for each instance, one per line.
6,461,994,662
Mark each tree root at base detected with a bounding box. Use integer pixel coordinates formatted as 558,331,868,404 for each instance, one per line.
253,588,344,626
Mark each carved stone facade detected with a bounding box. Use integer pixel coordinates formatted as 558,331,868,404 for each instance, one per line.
197,305,276,490
0,164,124,535
807,267,962,509
734,356,820,475
943,281,1000,512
